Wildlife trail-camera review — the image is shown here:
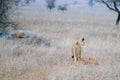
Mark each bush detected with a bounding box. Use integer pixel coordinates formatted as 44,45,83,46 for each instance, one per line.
58,4,68,12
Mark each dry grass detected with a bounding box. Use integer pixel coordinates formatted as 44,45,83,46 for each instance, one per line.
0,0,120,80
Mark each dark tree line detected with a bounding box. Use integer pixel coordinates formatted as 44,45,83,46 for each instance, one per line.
0,0,119,31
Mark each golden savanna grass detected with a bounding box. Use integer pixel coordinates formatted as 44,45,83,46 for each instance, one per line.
0,1,120,80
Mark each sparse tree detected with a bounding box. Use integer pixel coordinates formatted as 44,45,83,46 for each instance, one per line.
46,0,56,10
88,0,94,7
95,0,120,25
58,4,68,12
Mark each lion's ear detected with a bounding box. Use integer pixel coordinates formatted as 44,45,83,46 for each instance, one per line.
82,38,84,42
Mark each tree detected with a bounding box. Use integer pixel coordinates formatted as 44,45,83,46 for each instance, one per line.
46,0,56,10
95,0,120,25
58,4,68,12
88,0,94,7
0,0,34,33
0,0,15,33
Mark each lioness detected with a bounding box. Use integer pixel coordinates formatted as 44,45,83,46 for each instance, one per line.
72,38,85,62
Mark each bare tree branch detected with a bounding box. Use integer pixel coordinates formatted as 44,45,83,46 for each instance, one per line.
96,0,120,12
95,0,120,25
102,0,117,12
113,2,120,13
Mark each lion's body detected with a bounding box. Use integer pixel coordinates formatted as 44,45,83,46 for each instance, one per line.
80,57,99,65
72,43,81,62
71,38,99,65
15,31,26,38
88,57,98,65
72,39,84,62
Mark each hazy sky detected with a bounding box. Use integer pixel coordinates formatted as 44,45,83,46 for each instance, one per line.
14,0,115,24
21,0,109,13
17,0,115,20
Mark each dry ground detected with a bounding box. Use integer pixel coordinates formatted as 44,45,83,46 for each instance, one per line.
0,1,120,80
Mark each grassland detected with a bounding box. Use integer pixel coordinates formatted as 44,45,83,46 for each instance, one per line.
0,1,120,80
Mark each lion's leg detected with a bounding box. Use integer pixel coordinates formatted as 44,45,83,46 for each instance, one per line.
77,57,81,61
77,52,81,61
74,55,77,62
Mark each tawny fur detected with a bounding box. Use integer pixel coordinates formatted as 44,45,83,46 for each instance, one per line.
16,32,26,38
72,38,84,62
80,57,99,65
88,57,99,65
